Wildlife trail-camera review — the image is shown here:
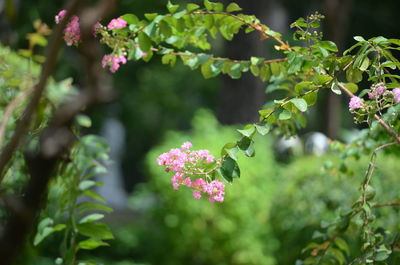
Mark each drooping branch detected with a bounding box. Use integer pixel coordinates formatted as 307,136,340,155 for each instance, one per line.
0,0,117,264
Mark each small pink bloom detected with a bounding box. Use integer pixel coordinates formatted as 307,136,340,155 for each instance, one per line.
393,88,400,103
184,177,192,187
55,10,67,24
193,191,202,199
64,15,80,46
181,142,192,151
375,84,386,96
349,96,363,110
107,18,127,29
101,54,127,73
93,22,102,36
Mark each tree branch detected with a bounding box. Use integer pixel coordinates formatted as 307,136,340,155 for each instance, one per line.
0,0,83,183
0,0,117,263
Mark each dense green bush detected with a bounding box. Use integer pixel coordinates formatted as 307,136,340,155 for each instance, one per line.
271,154,400,264
103,109,279,265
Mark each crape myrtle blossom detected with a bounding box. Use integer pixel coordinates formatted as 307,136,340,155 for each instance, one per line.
349,96,363,110
393,88,400,103
157,142,225,203
54,9,80,46
101,54,127,73
107,18,127,29
368,82,387,99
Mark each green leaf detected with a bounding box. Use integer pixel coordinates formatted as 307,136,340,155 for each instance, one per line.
77,202,113,214
317,41,338,52
120,14,139,24
144,13,158,21
346,68,363,83
173,10,186,19
201,60,220,79
78,222,114,240
290,98,308,112
344,83,358,93
227,63,242,79
255,124,271,135
250,56,264,65
250,65,259,76
79,180,98,191
204,0,213,10
159,20,172,38
238,137,255,157
83,190,106,203
222,142,238,160
334,237,350,255
237,124,255,137
354,36,366,42
220,157,240,183
34,224,66,246
138,32,152,52
79,214,104,224
294,81,313,94
316,74,333,85
76,115,92,128
226,2,242,12
186,3,200,12
259,64,271,82
167,1,179,13
78,238,109,250
359,56,370,71
270,62,280,77
303,91,318,106
161,54,177,66
278,109,292,120
330,82,342,95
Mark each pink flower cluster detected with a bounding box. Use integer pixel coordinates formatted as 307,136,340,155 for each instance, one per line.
368,82,387,99
55,10,80,46
349,96,363,110
157,142,225,203
101,54,127,73
392,87,400,103
107,18,127,29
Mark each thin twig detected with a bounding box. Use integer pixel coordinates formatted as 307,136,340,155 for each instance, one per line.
150,47,287,65
373,202,400,208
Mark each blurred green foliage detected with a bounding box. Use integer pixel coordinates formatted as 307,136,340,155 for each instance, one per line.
272,154,400,264
90,110,400,265
98,109,279,265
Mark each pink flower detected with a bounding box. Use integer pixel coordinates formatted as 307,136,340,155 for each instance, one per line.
101,54,127,73
55,10,67,24
193,191,202,199
349,96,363,110
64,16,80,46
393,88,400,103
368,82,386,99
107,18,127,29
54,10,80,46
205,180,225,203
157,142,224,203
93,22,102,37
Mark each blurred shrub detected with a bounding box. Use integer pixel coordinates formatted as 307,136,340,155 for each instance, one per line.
102,109,279,265
271,153,400,264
